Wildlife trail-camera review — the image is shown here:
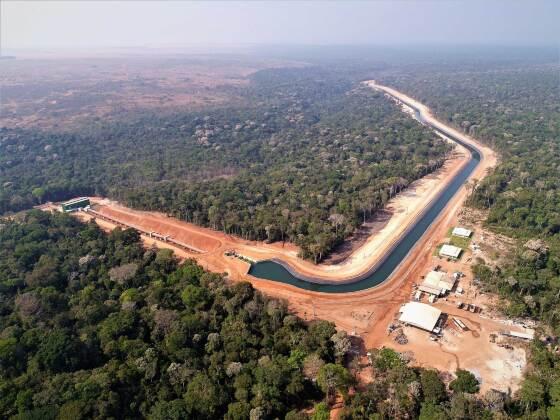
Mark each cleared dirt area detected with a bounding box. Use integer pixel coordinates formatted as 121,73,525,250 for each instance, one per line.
95,203,222,253
370,239,531,394
379,315,527,394
60,84,513,391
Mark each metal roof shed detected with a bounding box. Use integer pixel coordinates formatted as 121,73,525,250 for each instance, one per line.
424,271,446,287
399,302,442,332
61,197,90,213
452,227,472,238
419,284,443,296
439,244,462,259
420,271,457,295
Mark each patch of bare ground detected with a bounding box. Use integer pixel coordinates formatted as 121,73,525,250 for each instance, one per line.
458,207,516,268
322,210,393,265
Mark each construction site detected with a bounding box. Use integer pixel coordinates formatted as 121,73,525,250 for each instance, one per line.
42,196,534,394
37,85,533,393
384,235,534,394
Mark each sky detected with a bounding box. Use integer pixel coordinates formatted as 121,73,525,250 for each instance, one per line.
1,0,559,50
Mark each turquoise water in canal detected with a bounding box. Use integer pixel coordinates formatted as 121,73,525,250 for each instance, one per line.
248,95,481,292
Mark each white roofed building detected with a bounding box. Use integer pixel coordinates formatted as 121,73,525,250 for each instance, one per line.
439,244,462,259
399,302,442,332
452,227,472,238
419,271,456,296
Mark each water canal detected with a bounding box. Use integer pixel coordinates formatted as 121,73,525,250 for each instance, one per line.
248,89,481,293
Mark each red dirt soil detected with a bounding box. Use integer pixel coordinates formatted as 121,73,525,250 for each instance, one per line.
97,205,222,253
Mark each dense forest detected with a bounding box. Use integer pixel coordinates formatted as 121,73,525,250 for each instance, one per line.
3,211,559,419
383,64,560,327
381,62,560,418
0,67,450,261
0,210,343,418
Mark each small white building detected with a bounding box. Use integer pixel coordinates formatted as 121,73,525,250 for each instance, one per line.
419,271,456,296
399,302,442,332
439,244,462,259
452,227,472,238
